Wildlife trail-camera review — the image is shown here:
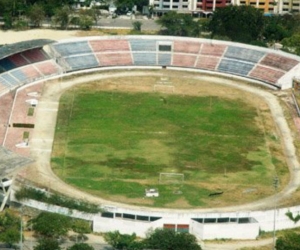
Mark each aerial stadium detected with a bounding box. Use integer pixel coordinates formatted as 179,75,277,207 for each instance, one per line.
1,35,300,240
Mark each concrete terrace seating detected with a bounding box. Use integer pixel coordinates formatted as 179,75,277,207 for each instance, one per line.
132,53,156,65
130,39,158,52
52,41,93,57
224,46,265,63
260,53,299,71
172,54,197,67
89,39,130,52
95,53,133,66
173,41,201,54
158,53,172,66
250,65,285,84
65,54,99,71
196,56,221,70
200,44,227,57
218,59,254,76
0,72,20,87
44,36,300,89
10,66,41,84
34,60,62,76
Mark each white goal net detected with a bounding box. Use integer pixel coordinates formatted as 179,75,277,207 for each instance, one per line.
159,173,184,184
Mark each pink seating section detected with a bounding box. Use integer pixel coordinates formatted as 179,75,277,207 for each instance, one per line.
260,53,299,72
95,53,133,66
22,66,41,81
250,65,285,84
170,41,299,85
22,60,61,82
196,56,220,70
22,49,47,63
173,41,201,54
172,42,226,69
89,40,130,52
35,60,61,76
90,40,133,66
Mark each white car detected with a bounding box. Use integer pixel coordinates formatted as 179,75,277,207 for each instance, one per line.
127,11,132,16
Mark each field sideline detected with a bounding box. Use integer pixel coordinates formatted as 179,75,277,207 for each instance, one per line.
50,74,288,208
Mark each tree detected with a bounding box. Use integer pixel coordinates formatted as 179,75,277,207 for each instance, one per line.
27,3,45,27
77,9,94,30
104,229,201,250
209,5,264,43
156,11,201,37
145,228,201,250
0,211,21,247
262,16,290,43
52,5,72,29
104,231,144,250
67,243,94,250
132,21,142,31
31,212,71,238
276,232,300,250
34,238,61,250
282,33,300,56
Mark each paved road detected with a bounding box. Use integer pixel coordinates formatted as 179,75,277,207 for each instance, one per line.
96,16,160,30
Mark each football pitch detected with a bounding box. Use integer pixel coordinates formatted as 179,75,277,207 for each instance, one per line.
51,75,288,208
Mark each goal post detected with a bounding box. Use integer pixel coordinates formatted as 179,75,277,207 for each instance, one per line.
159,173,184,184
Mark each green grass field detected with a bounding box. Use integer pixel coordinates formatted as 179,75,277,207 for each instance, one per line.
51,80,286,208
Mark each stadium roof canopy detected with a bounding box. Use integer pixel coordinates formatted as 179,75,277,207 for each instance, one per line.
0,39,55,60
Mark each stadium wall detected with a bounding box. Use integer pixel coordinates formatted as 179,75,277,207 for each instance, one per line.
18,197,300,240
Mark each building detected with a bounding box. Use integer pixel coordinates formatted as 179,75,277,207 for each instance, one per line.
149,0,300,14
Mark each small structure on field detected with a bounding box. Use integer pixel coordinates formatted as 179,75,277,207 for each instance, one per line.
145,188,159,197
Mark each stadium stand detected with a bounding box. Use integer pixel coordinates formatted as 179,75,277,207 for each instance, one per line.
218,59,255,76
195,56,220,70
0,73,20,87
132,53,156,65
224,46,265,63
64,54,99,71
0,58,16,71
8,53,29,67
21,48,48,63
173,41,201,54
200,44,227,56
172,54,197,67
10,66,41,84
52,41,93,57
260,53,299,71
95,53,133,66
34,60,62,76
89,39,130,52
250,65,285,84
158,53,172,66
130,39,158,51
